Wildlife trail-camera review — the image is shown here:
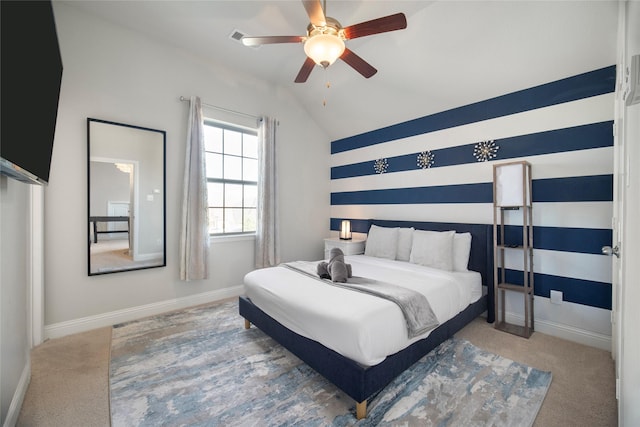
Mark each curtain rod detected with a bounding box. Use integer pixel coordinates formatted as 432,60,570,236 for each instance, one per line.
179,96,261,121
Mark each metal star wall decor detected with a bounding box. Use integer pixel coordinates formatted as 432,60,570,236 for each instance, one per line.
417,151,435,169
374,158,388,174
473,140,499,162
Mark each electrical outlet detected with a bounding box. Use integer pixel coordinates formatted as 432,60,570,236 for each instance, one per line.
550,290,563,305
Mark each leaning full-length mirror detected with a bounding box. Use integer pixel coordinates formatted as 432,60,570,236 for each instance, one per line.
88,118,166,275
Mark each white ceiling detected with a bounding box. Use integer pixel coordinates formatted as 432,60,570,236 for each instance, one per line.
61,0,618,141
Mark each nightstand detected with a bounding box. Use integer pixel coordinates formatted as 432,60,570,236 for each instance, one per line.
324,237,366,259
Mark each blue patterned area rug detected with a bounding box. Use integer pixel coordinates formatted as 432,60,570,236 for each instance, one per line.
110,300,552,426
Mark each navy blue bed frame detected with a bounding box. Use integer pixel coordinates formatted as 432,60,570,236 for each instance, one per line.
239,220,495,419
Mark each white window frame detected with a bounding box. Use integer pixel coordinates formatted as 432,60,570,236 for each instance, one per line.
203,118,258,236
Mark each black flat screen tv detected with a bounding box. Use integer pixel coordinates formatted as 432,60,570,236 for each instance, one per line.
0,0,63,185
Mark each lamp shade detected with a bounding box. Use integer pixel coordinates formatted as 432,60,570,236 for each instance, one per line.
340,220,352,240
494,161,531,207
304,34,345,68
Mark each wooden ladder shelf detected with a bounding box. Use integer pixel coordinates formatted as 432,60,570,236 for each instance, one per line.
493,161,534,338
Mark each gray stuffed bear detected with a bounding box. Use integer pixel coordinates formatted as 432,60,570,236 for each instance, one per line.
317,247,352,283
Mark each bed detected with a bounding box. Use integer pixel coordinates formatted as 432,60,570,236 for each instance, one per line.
239,220,495,419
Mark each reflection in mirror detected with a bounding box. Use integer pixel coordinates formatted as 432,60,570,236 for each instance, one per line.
88,118,166,275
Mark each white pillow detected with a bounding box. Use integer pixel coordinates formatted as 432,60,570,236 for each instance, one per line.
409,230,455,271
453,232,472,271
364,225,399,260
396,227,414,262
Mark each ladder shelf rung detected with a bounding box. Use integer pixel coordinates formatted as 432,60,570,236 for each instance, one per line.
497,245,532,250
496,282,533,293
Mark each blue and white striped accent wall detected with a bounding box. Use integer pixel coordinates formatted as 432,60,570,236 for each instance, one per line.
330,66,615,349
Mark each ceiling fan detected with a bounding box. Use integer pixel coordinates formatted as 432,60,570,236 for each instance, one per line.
241,0,407,83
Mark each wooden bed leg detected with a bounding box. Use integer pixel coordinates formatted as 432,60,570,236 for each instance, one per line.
356,400,367,420
244,319,251,329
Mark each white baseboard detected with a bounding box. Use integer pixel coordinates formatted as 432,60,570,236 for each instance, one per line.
44,286,244,340
3,358,31,427
504,311,612,351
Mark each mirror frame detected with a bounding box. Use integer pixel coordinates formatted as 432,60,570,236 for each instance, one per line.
87,118,166,275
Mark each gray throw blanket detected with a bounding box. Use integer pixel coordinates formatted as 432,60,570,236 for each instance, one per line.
283,261,440,338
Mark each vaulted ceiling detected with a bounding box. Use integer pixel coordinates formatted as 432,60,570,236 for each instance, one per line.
61,1,619,141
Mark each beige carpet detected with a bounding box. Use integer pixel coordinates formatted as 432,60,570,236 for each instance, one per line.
456,319,617,427
17,326,111,427
17,309,617,426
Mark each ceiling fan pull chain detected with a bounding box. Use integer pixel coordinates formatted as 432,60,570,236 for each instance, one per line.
323,83,328,107
322,67,332,107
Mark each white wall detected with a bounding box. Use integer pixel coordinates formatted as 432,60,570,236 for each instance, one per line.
0,177,30,425
44,3,330,330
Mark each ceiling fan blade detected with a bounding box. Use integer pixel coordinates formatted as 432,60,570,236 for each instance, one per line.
343,13,407,40
302,0,326,27
241,35,304,47
294,57,316,83
340,48,377,79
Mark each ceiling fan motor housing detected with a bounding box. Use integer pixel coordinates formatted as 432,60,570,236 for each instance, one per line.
306,17,345,38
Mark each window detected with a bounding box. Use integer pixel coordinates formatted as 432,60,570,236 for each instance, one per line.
204,120,258,235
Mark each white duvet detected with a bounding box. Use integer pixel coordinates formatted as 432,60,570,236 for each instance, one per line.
243,255,482,366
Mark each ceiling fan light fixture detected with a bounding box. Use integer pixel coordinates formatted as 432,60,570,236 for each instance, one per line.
303,34,345,68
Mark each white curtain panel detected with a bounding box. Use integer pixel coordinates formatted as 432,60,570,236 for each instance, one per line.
255,116,280,268
179,96,209,280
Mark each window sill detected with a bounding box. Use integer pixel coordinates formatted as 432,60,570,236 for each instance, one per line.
209,233,256,244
